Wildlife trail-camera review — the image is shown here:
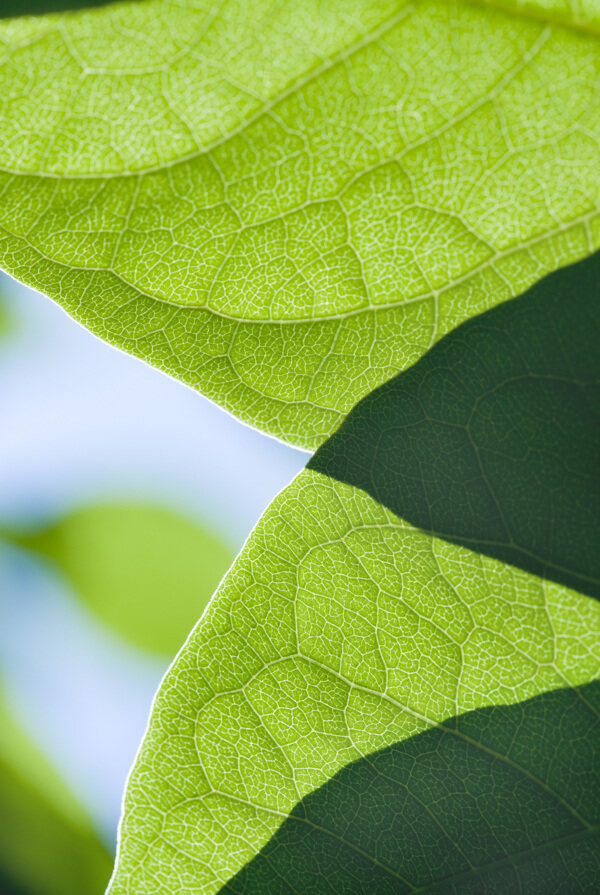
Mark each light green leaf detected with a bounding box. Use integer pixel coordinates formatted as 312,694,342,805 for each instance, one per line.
0,692,112,895
108,266,600,892
108,471,600,894
11,503,234,656
0,0,599,447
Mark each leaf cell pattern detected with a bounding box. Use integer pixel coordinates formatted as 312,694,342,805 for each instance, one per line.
222,682,600,894
1,0,599,445
108,471,600,893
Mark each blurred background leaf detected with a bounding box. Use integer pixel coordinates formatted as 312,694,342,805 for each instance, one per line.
7,503,235,656
0,286,12,337
0,691,112,894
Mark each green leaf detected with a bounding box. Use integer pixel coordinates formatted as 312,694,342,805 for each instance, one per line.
108,269,600,892
0,279,12,336
222,682,600,894
11,503,234,656
108,472,600,893
311,250,600,599
0,692,112,895
1,1,599,447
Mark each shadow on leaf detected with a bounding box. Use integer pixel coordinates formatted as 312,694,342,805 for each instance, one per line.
221,681,600,894
1,0,133,17
310,252,600,599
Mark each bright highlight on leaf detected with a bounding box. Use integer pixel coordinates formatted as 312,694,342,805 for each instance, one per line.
12,503,234,656
108,262,600,893
0,0,599,446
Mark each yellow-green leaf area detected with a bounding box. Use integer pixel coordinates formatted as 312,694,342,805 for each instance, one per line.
1,0,599,447
15,503,234,657
109,470,600,894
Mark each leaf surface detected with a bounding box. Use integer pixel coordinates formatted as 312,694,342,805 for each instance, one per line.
223,682,600,894
108,470,600,894
109,273,600,892
12,503,234,656
311,250,600,598
1,0,599,446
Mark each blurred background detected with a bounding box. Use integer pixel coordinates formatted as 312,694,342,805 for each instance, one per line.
0,272,306,893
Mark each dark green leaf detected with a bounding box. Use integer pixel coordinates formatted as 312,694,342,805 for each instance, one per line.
222,682,600,894
0,0,121,19
311,251,600,599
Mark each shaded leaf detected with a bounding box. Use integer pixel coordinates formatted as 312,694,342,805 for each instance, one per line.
311,250,600,598
223,682,600,894
108,471,600,893
13,503,234,656
0,0,122,19
0,1,599,446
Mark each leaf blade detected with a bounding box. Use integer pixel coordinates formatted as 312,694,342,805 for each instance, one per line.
108,470,600,893
1,1,599,446
221,683,600,895
310,250,600,598
109,262,600,890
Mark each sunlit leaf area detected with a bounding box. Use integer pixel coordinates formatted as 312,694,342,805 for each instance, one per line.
0,1,598,893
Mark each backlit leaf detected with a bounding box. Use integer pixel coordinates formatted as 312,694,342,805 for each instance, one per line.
108,264,600,892
0,0,599,446
223,683,600,894
108,470,600,893
311,250,600,599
